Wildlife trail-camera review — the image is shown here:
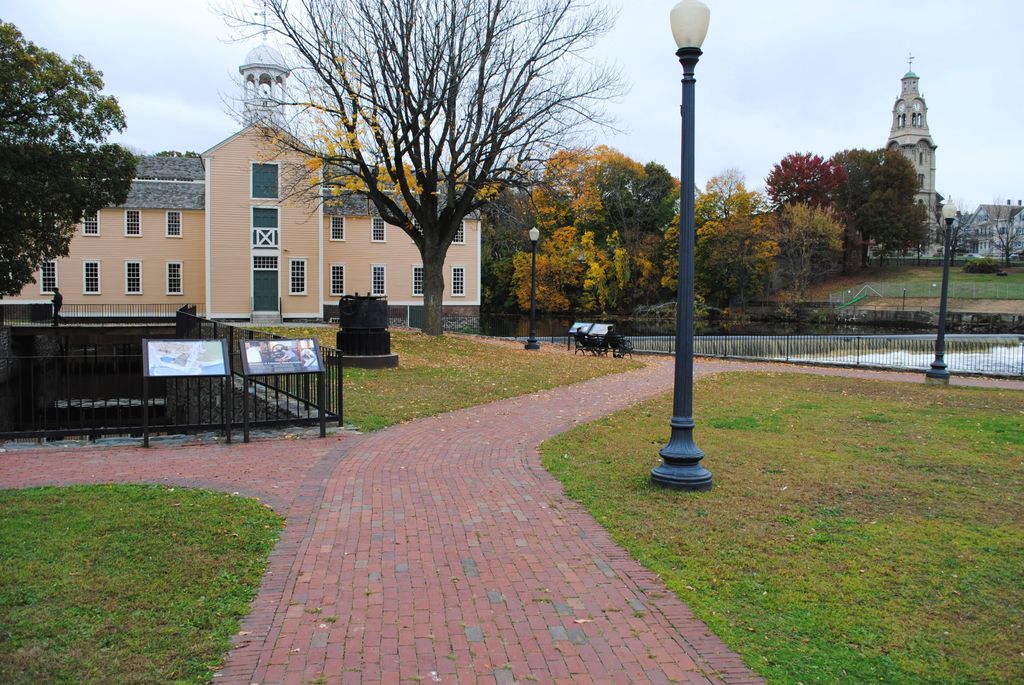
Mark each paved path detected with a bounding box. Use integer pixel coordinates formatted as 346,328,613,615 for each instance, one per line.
2,359,1021,685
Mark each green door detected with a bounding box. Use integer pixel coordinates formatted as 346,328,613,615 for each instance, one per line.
253,270,278,311
409,305,425,329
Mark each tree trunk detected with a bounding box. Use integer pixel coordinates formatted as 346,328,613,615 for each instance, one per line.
421,243,446,336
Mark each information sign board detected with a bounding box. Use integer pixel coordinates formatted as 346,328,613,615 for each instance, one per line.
240,338,322,375
143,339,230,377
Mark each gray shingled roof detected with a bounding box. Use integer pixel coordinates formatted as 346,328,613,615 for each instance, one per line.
121,180,205,210
113,155,206,209
323,190,480,219
135,155,205,181
324,194,370,216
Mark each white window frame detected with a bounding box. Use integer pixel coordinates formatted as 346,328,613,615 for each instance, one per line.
253,255,278,270
124,209,141,237
250,161,279,200
412,265,424,297
40,261,58,294
289,258,307,295
372,217,386,242
329,216,345,241
83,260,101,295
329,264,346,296
166,261,183,295
165,210,182,238
371,264,386,296
83,212,99,236
453,220,466,244
124,260,142,295
451,265,466,297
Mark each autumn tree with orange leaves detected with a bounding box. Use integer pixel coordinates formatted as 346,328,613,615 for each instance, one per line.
517,146,677,313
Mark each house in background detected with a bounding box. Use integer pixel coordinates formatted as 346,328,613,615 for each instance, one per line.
964,200,1024,260
8,44,481,323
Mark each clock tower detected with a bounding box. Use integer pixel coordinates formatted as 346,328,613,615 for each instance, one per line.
887,57,939,241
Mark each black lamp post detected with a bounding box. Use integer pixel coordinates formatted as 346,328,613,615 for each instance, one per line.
652,0,712,491
926,199,958,384
525,226,540,350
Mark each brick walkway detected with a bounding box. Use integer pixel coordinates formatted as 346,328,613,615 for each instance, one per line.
1,359,1021,685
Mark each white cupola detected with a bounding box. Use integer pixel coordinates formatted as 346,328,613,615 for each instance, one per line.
240,44,290,125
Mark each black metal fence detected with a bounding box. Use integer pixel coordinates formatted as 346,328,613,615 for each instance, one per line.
0,302,200,326
0,313,342,441
486,315,1024,378
322,302,482,333
176,310,343,431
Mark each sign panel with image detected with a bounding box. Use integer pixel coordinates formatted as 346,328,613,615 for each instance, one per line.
240,338,322,375
143,339,230,377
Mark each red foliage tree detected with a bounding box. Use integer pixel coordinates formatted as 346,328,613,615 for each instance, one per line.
765,152,847,211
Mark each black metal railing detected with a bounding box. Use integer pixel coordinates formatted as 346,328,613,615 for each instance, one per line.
176,311,343,431
0,313,342,441
322,303,482,333
481,315,1024,378
0,302,202,326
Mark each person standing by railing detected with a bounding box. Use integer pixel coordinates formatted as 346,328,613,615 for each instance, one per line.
51,287,65,326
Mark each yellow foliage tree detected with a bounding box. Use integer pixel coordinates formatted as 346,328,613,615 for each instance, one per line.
512,227,584,313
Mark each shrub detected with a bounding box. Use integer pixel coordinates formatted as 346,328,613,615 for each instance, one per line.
962,257,1000,274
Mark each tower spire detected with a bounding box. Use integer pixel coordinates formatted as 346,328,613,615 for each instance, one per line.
907,52,915,72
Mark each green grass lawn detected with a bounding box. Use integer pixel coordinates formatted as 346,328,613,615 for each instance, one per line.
266,327,644,431
811,265,1024,302
541,373,1024,685
0,485,283,684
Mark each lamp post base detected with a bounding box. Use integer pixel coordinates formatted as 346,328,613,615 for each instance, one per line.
524,339,540,351
925,361,949,384
651,420,712,491
651,461,713,490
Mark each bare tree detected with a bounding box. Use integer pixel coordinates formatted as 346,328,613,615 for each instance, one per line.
222,0,621,334
943,197,978,257
988,201,1024,266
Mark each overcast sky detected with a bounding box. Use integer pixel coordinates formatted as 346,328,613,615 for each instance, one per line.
4,0,1022,208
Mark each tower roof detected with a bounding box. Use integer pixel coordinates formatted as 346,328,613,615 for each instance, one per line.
903,71,918,79
241,44,289,72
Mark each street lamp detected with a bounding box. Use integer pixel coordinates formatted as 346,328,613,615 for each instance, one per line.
926,199,958,384
652,0,712,491
525,226,541,350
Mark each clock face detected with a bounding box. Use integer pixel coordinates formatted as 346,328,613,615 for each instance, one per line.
913,101,922,112
897,102,906,113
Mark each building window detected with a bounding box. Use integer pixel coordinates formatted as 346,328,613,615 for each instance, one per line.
166,211,182,237
289,258,307,294
125,260,142,294
330,216,345,241
83,213,99,235
451,266,466,296
40,261,57,294
166,262,183,295
253,255,278,270
83,261,100,294
918,174,925,189
454,220,465,244
412,265,424,296
252,207,279,247
252,163,278,198
330,264,345,296
125,209,141,236
372,217,386,242
371,265,386,295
